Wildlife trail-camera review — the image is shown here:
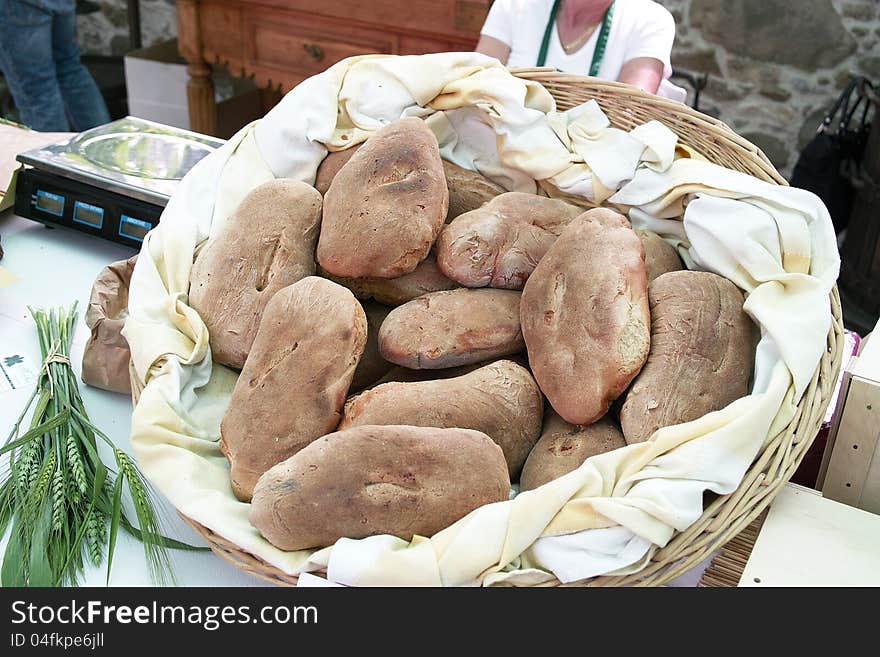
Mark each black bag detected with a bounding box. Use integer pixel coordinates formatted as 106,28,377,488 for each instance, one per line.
791,77,875,234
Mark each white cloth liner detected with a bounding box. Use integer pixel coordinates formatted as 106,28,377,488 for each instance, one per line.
123,53,838,586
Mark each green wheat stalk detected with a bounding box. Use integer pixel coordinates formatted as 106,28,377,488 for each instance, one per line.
0,303,204,587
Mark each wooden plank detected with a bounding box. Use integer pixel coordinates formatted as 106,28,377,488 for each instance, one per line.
178,0,219,136
817,366,854,489
187,0,484,95
399,35,457,56
245,11,396,78
229,0,491,40
696,511,767,587
177,0,203,62
861,415,880,513
822,376,880,510
740,484,880,586
200,2,244,65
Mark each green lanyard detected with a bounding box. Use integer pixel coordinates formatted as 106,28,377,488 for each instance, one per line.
537,0,615,76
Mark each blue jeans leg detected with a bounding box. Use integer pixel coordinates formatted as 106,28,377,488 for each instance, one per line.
0,0,70,131
51,6,110,130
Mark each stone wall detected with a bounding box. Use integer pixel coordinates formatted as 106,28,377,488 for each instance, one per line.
77,0,177,57
73,0,879,177
665,0,879,177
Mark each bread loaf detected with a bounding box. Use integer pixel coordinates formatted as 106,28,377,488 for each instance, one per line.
220,277,367,501
436,192,583,289
350,301,394,392
378,288,524,369
371,363,483,387
189,179,322,368
314,145,361,195
637,230,684,284
619,270,754,444
250,424,510,551
520,412,626,491
317,118,448,278
442,160,505,221
372,352,530,387
320,252,457,306
340,359,542,478
521,208,650,425
319,151,500,220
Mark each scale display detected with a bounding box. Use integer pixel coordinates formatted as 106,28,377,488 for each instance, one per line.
119,215,152,242
13,117,226,248
35,190,64,217
73,201,104,229
14,168,163,249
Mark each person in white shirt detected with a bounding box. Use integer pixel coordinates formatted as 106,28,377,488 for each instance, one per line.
476,0,685,101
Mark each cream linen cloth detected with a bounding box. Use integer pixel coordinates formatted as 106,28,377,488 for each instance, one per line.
123,53,839,586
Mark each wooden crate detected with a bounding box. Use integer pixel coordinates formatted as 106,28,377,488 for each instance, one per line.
819,320,880,513
739,484,880,586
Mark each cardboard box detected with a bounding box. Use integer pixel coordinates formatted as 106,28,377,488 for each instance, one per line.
819,320,880,514
124,39,263,138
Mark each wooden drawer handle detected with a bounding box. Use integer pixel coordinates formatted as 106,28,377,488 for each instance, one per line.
303,44,324,61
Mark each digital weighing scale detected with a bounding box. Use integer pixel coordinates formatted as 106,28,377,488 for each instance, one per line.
13,117,226,249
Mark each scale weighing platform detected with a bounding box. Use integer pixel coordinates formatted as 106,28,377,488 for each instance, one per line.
13,117,226,249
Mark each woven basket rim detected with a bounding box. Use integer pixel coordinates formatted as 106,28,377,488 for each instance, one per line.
132,68,844,587
509,67,788,187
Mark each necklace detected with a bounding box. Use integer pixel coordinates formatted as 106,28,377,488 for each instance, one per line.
538,0,615,75
560,22,599,54
537,0,615,77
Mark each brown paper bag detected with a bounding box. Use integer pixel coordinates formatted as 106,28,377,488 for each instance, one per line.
82,255,137,394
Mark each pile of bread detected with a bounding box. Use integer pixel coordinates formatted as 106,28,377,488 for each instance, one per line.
188,117,755,553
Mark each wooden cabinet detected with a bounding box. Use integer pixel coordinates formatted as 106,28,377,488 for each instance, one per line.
177,0,491,135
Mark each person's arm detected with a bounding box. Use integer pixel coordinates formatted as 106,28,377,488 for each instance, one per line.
618,57,664,94
475,0,514,65
476,35,511,65
619,3,676,95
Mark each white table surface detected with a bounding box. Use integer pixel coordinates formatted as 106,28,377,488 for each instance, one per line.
0,210,269,586
0,209,714,588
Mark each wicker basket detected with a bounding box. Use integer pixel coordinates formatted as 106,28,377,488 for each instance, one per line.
131,68,844,587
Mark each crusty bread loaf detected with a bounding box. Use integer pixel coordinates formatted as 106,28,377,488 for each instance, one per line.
637,230,684,283
320,252,457,306
189,179,322,368
220,277,367,501
317,118,448,278
442,160,505,221
521,208,650,425
371,363,484,387
340,359,543,478
520,412,626,491
314,144,361,195
319,151,501,219
378,288,524,369
350,301,394,392
249,424,510,551
371,351,530,387
620,270,754,444
436,192,583,289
